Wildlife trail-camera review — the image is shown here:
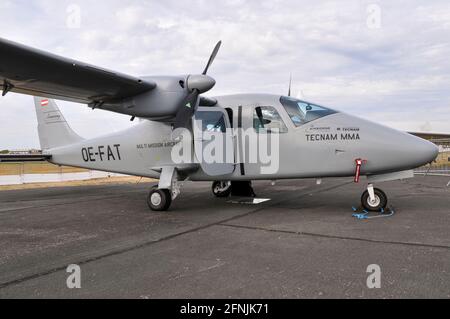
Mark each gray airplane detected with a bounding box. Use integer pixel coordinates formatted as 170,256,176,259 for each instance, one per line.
0,38,438,211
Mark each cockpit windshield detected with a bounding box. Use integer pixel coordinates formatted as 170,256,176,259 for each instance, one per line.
280,96,337,127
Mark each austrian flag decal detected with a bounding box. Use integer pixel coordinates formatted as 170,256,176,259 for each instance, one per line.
41,99,49,107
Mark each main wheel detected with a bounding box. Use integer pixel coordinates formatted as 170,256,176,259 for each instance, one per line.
361,188,388,212
212,181,232,198
147,188,172,211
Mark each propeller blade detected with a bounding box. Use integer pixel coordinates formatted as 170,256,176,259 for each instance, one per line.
202,41,222,75
174,40,222,130
174,90,200,130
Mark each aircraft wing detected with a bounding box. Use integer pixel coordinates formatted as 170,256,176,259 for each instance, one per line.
0,37,156,104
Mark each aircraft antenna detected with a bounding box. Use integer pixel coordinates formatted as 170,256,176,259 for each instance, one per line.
288,74,292,97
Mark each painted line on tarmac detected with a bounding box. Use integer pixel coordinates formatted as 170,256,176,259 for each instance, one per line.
219,223,450,250
0,181,350,290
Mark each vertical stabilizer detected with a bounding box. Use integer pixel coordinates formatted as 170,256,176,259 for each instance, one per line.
33,97,83,150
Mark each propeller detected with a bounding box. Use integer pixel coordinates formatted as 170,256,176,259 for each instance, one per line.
202,41,222,75
174,90,201,130
174,41,222,130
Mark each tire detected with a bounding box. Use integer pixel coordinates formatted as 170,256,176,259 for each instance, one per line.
361,188,388,212
147,188,172,211
212,181,232,198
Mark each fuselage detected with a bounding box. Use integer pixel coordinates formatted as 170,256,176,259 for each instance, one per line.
47,94,439,181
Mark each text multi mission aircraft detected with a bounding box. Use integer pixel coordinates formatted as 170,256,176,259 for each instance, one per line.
0,38,439,212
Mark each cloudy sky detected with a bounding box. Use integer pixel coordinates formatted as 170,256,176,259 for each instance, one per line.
0,0,449,149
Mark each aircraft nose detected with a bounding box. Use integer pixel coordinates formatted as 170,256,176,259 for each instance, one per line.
334,114,440,173
411,137,439,167
364,127,440,173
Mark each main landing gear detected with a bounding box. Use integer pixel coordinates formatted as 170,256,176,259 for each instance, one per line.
212,181,232,198
147,167,181,212
148,187,172,211
361,184,388,212
212,181,256,198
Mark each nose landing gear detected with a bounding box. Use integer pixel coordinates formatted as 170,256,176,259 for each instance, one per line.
361,184,388,212
354,159,388,212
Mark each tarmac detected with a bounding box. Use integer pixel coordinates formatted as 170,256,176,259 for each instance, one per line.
0,176,449,299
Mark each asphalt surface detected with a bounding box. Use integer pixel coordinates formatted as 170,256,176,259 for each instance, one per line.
0,176,449,299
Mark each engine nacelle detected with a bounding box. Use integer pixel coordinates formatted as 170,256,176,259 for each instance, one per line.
98,74,217,120
100,75,188,120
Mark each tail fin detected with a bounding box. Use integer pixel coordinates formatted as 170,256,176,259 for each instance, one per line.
34,97,83,150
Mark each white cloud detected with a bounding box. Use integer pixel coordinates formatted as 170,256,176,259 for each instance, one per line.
0,0,450,149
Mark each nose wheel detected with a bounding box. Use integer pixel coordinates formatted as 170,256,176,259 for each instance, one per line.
361,185,388,212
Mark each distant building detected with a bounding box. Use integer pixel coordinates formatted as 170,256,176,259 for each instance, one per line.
7,149,42,155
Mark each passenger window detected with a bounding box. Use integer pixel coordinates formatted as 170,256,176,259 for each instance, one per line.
253,106,288,134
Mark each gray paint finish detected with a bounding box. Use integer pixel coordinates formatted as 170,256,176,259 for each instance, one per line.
0,38,439,186
34,93,438,182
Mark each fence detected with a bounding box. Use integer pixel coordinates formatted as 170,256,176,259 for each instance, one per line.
0,162,124,186
415,143,450,176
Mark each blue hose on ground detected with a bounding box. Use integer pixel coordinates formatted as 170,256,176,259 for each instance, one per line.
352,206,395,220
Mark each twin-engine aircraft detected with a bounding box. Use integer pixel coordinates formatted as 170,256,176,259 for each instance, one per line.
0,37,438,211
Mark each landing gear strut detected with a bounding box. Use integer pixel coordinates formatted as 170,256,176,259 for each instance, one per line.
147,167,182,212
361,184,388,212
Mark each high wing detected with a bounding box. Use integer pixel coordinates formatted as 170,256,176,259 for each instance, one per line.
0,37,156,104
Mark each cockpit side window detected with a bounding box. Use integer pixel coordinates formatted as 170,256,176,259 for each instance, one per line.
253,106,288,134
280,96,337,127
195,110,227,133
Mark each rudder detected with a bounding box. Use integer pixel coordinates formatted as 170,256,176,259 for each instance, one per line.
34,97,83,150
